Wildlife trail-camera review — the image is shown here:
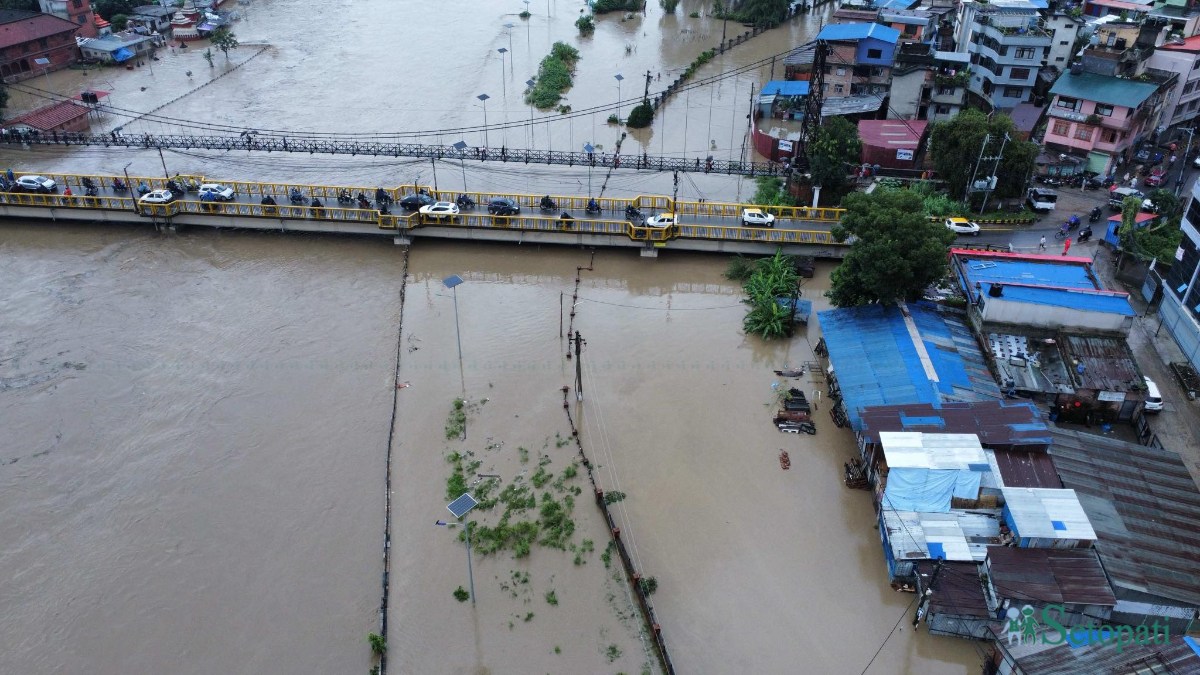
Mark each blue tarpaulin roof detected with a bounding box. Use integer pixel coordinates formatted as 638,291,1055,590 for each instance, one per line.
112,47,134,62
817,302,1000,430
759,80,809,97
817,22,901,44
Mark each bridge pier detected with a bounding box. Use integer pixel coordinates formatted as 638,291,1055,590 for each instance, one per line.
639,247,659,258
393,236,412,246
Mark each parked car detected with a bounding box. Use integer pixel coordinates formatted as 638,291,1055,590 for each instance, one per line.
944,217,981,236
1144,168,1168,188
486,197,520,216
741,208,775,228
644,212,677,228
198,183,235,201
15,175,57,193
1109,187,1144,210
1134,145,1163,164
399,192,436,211
1143,377,1163,413
1026,187,1058,212
138,189,177,204
419,201,460,220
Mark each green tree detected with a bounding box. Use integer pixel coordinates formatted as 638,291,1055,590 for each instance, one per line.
929,109,1037,202
828,189,956,306
110,13,128,31
751,176,796,206
625,100,653,128
1117,195,1184,263
575,14,594,35
734,0,790,26
209,27,239,59
808,117,861,205
1145,188,1180,218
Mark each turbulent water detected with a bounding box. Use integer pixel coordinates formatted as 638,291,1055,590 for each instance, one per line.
1,1,980,672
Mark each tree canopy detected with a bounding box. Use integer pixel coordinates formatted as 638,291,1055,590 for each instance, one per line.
828,189,956,307
1117,195,1184,264
210,27,239,59
929,109,1037,201
808,117,861,206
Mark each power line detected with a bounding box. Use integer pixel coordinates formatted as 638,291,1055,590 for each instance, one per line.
860,595,917,675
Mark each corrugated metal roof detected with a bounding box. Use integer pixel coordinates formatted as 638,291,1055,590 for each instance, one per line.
1003,487,1096,540
986,547,1116,605
919,561,993,617
818,302,1000,430
978,282,1136,316
956,251,1100,289
1062,334,1142,392
880,432,987,469
883,510,1001,562
988,447,1062,488
858,401,1052,448
816,22,901,43
8,100,90,132
0,10,79,49
1048,428,1200,606
1049,71,1158,108
758,80,809,97
999,629,1200,674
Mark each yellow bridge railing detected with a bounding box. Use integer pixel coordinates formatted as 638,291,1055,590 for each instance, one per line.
2,171,848,246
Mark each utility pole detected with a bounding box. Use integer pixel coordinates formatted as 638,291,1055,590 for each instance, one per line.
157,147,170,179
672,170,679,210
431,156,438,192
573,331,585,401
912,559,944,629
965,133,990,203
1175,127,1195,197
643,69,652,104
979,133,1009,215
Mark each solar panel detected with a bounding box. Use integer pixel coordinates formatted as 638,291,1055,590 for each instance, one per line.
443,275,464,289
447,493,478,519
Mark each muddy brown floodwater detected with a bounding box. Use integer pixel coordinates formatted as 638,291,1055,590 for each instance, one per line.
3,0,980,672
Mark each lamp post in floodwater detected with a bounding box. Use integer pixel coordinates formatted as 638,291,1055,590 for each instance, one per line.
443,273,465,393
453,140,468,192
476,94,490,148
440,492,479,606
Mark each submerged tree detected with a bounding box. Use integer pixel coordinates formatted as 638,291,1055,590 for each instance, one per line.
209,27,239,59
828,189,956,307
929,109,1037,202
808,117,862,206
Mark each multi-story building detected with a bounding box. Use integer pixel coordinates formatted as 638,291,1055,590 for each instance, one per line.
1042,10,1082,70
1149,34,1200,129
956,0,1053,110
1159,184,1200,371
815,23,900,99
888,42,970,121
37,0,96,38
0,9,81,80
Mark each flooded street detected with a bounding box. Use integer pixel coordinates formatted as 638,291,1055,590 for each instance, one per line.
3,0,978,672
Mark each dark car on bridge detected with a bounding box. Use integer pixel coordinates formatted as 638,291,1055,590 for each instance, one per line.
486,197,520,216
398,192,436,211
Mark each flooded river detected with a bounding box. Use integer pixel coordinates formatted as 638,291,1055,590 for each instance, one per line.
2,0,980,672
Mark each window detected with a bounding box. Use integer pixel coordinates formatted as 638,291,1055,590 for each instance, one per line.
834,84,844,94
937,86,955,96
1004,87,1024,98
871,67,885,77
867,48,883,59
1095,103,1114,116
836,67,846,76
1065,23,1074,28
998,45,1009,56
936,104,951,114
1015,47,1035,59
1074,126,1092,141
1185,82,1196,94
1060,40,1069,45
1056,96,1079,110
1101,129,1117,143
1009,67,1031,80
1051,120,1071,136
1056,57,1065,62
38,38,48,49
72,0,81,6
77,16,85,23
1188,197,1200,226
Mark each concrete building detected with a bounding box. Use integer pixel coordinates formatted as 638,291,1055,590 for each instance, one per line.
4,99,90,133
879,8,936,43
1044,71,1161,175
77,30,161,63
127,5,175,33
888,41,970,121
1158,181,1200,370
1149,34,1200,129
858,119,927,168
815,23,900,99
37,0,97,38
955,0,1053,110
0,9,81,80
1042,10,1082,71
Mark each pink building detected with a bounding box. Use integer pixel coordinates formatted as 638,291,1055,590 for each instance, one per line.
1044,70,1162,176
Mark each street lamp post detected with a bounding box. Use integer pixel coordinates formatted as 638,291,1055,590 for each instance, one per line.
614,73,624,121
443,274,466,392
503,23,515,71
123,161,138,214
441,493,480,606
584,143,594,197
525,78,536,149
497,48,508,97
476,93,490,148
453,140,469,192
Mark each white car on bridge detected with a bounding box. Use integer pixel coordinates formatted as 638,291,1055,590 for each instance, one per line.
741,208,776,228
138,189,177,204
419,201,460,220
644,213,677,228
198,183,236,201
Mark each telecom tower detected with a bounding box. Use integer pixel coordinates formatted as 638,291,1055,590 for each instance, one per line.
793,40,827,173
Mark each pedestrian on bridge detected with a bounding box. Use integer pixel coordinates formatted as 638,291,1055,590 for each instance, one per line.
1039,235,1046,251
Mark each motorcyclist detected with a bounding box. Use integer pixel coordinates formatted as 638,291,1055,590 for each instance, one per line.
260,195,277,205
540,195,555,210
311,197,323,209
586,198,600,212
1067,214,1080,229
138,181,150,195
374,187,389,204
1059,221,1070,237
337,189,352,204
290,187,304,203
1078,225,1093,242
113,178,127,192
1089,206,1102,222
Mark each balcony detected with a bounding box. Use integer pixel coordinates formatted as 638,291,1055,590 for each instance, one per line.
1047,107,1088,123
